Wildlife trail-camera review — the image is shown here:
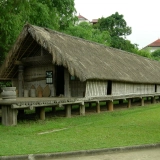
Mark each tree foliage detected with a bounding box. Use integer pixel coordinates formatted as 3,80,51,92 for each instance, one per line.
93,12,137,53
64,22,111,46
0,0,76,65
110,36,136,52
95,12,132,37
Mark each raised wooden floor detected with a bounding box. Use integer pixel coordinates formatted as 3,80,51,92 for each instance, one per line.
0,93,160,126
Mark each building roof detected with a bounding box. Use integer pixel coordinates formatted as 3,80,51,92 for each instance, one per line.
1,24,160,84
91,19,98,23
147,39,160,47
78,14,88,20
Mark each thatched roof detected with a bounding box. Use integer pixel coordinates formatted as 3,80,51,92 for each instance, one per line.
1,24,160,84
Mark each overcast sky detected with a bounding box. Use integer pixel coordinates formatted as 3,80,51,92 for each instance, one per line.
74,0,160,49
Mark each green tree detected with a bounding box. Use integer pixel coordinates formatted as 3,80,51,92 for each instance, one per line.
134,49,151,59
95,12,131,37
94,12,137,52
65,22,111,46
0,0,76,65
152,49,160,57
110,36,136,52
151,49,160,60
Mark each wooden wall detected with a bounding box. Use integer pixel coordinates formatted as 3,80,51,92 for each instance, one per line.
85,80,158,98
156,85,160,93
70,79,86,97
112,82,155,95
24,64,55,97
12,64,56,97
85,80,107,97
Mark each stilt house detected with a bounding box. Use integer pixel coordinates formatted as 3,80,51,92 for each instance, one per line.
1,24,160,98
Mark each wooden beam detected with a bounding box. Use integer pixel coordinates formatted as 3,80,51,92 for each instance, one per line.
64,68,70,97
141,98,144,106
127,99,131,108
96,101,100,113
40,107,45,120
14,61,23,65
24,77,45,82
18,65,24,97
80,104,85,116
22,55,52,63
108,100,113,111
65,105,71,118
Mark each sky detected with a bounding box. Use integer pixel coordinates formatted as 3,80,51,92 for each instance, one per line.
74,0,160,49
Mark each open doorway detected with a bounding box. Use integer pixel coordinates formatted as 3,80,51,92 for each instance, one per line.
56,66,64,96
107,80,112,95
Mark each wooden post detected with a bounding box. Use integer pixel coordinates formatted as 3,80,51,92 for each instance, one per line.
40,107,45,120
108,101,113,111
96,101,100,113
18,65,24,97
2,106,17,126
127,99,131,108
80,103,85,116
141,98,144,106
64,69,70,97
65,105,71,118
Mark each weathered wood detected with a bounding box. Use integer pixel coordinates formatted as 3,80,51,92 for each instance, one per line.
80,104,85,116
2,106,17,126
108,101,113,111
65,105,71,118
141,98,144,106
85,81,106,97
22,55,52,63
18,65,24,97
96,101,100,113
24,77,45,82
14,60,23,65
40,107,45,120
11,101,83,109
127,99,131,108
64,69,70,97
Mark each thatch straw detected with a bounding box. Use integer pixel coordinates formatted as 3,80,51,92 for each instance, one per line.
1,24,160,84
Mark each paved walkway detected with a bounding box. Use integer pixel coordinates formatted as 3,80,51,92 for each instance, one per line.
1,144,160,160
52,148,160,160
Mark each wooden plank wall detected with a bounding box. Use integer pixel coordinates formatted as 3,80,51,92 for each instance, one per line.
85,81,107,97
112,82,155,95
70,80,86,97
24,65,55,96
157,85,160,93
11,65,56,97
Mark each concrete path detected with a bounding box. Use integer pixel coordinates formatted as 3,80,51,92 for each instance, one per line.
1,144,160,160
52,148,160,160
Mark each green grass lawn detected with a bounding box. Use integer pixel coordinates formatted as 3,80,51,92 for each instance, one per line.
0,104,160,156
